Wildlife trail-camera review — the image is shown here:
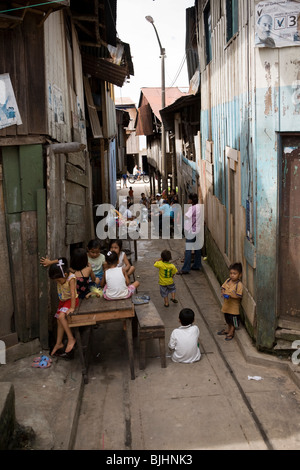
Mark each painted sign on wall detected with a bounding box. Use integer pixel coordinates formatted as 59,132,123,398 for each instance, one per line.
0,73,22,129
255,0,300,48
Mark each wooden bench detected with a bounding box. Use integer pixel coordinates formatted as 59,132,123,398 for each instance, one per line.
134,300,166,370
68,297,135,383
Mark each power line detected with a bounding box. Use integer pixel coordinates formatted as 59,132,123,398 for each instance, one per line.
168,21,197,88
0,1,65,14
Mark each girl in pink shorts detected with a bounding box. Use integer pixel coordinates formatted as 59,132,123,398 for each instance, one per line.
48,258,79,356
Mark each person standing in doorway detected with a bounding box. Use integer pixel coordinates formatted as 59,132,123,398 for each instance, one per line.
177,193,203,275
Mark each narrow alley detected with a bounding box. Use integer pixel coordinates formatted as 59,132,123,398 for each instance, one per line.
0,0,300,455
71,236,300,451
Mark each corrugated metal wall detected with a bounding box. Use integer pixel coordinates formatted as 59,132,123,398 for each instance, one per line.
197,0,300,349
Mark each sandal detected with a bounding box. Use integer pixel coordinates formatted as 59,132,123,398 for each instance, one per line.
171,299,178,303
225,334,234,341
32,358,51,368
33,355,52,363
217,329,228,336
164,304,169,308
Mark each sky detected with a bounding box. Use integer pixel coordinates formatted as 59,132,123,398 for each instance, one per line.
115,0,195,105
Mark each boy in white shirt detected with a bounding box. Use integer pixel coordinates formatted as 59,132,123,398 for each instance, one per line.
168,309,201,363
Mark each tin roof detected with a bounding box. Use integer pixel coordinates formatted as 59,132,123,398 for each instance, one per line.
0,0,69,29
139,87,188,121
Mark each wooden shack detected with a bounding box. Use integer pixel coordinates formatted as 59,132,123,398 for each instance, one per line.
0,1,133,350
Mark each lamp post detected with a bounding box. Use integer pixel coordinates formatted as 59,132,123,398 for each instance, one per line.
146,15,167,193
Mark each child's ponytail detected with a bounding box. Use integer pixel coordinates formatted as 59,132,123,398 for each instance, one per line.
49,257,69,279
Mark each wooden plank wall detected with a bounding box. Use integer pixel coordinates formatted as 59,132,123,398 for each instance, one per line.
0,164,16,346
0,14,47,137
47,147,94,261
2,145,44,343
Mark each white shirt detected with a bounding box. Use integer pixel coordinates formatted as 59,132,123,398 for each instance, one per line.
168,325,201,363
105,267,128,299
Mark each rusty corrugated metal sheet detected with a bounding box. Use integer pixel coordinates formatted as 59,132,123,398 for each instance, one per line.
136,87,188,136
136,104,153,136
82,53,129,87
140,87,188,121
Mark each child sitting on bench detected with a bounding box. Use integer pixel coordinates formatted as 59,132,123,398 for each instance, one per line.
168,308,201,363
101,251,139,300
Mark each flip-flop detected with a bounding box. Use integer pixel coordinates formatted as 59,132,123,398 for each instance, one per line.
164,304,169,308
31,359,51,368
170,299,178,303
225,335,234,341
33,355,52,363
217,329,227,336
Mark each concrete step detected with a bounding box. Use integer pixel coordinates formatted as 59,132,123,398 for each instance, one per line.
275,328,300,343
0,383,15,450
278,315,300,331
0,382,35,450
274,339,299,351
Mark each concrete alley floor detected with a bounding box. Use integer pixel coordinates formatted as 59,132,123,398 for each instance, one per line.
73,237,300,451
1,182,300,451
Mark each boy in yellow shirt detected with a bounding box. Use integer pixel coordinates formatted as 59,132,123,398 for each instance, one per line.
154,250,178,308
218,263,243,341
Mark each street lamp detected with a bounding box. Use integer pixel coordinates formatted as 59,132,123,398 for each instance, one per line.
146,15,167,193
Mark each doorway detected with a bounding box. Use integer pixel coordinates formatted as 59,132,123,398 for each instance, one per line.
278,135,300,319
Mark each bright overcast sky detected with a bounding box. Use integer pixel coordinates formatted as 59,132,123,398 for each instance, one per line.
115,0,195,105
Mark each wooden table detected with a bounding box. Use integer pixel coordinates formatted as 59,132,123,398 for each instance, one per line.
67,297,135,383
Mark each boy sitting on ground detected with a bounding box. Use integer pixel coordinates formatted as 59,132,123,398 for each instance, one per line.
168,308,201,363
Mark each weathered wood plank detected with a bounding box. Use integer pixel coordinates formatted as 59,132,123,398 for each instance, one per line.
37,189,48,348
19,144,43,211
75,297,134,314
67,151,86,170
66,203,85,225
65,162,88,187
65,181,86,206
21,211,39,338
2,146,22,214
0,167,15,340
24,14,47,134
66,223,86,245
6,213,27,341
226,146,239,162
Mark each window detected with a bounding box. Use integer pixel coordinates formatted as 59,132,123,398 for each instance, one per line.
226,0,239,42
204,2,212,64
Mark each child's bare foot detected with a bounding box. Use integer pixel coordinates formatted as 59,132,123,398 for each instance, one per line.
65,338,76,353
51,343,64,356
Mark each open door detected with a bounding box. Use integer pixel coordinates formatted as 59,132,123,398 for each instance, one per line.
278,136,300,321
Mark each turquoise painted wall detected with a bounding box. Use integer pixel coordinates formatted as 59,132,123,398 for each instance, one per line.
200,83,300,349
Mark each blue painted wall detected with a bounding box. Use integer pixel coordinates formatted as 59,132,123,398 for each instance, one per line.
200,83,300,349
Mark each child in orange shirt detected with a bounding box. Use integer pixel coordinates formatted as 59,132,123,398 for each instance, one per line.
217,263,243,341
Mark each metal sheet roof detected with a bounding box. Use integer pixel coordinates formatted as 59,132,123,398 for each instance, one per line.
82,53,130,88
139,87,188,121
0,0,69,29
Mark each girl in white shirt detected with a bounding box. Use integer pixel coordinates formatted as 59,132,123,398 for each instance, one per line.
168,309,201,363
101,251,139,300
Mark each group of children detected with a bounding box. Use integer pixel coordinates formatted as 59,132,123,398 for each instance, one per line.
40,239,139,357
42,236,243,364
154,252,243,362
